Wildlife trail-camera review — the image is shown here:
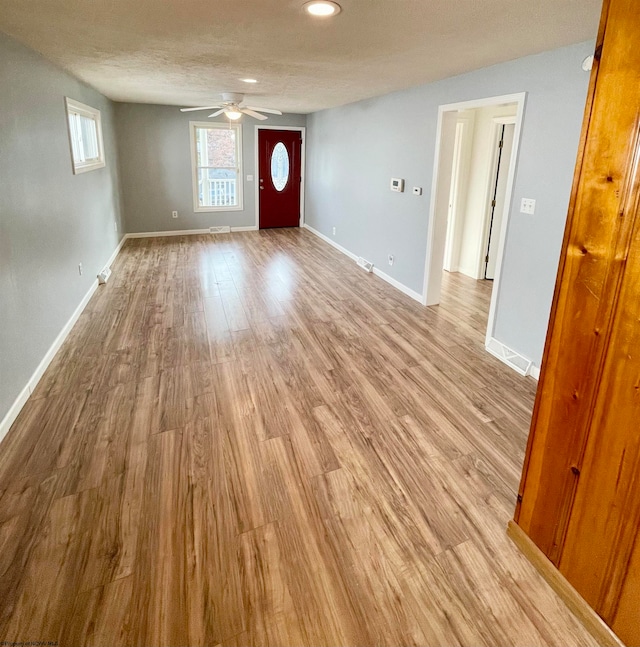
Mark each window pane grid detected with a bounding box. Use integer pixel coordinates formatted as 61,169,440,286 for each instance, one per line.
197,168,238,207
193,124,241,209
80,115,99,161
65,98,104,173
68,114,84,162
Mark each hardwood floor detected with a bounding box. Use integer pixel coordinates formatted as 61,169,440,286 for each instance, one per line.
0,229,597,647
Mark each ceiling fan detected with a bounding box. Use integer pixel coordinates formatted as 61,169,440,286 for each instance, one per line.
180,93,282,121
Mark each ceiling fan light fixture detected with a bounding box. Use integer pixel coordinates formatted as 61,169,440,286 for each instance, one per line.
180,94,278,121
303,1,341,17
240,78,258,83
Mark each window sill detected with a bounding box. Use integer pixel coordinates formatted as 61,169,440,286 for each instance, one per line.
73,161,106,175
194,205,244,213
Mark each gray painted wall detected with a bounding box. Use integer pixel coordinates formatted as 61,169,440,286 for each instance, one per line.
305,41,593,367
0,32,124,423
114,104,306,233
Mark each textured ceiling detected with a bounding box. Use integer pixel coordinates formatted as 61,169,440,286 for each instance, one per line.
0,0,601,113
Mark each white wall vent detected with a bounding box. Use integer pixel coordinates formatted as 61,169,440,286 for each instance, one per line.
209,226,231,234
357,257,374,273
97,268,112,285
486,338,532,376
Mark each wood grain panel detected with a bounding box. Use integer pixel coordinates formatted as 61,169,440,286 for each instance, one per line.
516,0,640,561
558,129,640,626
513,1,640,643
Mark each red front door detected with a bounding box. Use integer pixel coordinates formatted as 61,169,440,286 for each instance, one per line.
258,129,302,228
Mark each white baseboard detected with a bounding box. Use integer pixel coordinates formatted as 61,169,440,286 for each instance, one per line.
0,235,127,445
372,267,423,302
303,224,422,302
0,225,268,443
0,383,31,448
0,279,99,444
104,233,128,269
303,223,358,261
127,226,258,239
126,229,209,238
529,364,541,380
457,266,480,281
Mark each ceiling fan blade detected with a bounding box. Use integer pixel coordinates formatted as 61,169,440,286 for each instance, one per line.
180,105,222,112
208,109,226,118
245,106,283,115
241,108,268,121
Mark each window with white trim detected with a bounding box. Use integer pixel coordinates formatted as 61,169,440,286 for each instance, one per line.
65,98,105,174
190,122,243,212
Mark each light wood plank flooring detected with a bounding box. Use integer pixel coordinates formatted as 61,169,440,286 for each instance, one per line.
0,229,596,647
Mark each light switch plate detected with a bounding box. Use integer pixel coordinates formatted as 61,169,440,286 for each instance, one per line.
520,198,536,215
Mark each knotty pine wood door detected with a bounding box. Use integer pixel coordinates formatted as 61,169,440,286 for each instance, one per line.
514,0,640,643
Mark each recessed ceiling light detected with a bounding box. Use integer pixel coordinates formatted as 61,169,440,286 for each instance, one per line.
303,1,342,17
241,78,258,83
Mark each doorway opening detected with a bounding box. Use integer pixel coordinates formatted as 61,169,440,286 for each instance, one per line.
422,93,526,367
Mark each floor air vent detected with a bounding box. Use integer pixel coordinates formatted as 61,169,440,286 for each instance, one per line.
486,338,532,376
357,257,374,273
209,226,231,234
97,268,112,285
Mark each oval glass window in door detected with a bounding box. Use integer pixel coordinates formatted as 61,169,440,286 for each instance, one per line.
271,142,290,191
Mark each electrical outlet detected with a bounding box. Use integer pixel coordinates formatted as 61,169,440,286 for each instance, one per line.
388,255,394,266
332,227,336,236
247,175,254,181
172,210,179,219
412,187,423,196
78,263,83,276
520,198,536,215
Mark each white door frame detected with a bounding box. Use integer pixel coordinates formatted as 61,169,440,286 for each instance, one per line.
254,125,306,229
421,92,526,352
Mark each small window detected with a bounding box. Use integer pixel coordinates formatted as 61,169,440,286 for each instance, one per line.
190,122,243,212
65,98,105,174
271,142,290,192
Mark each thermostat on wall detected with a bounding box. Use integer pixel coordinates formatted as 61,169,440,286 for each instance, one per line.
390,178,405,193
